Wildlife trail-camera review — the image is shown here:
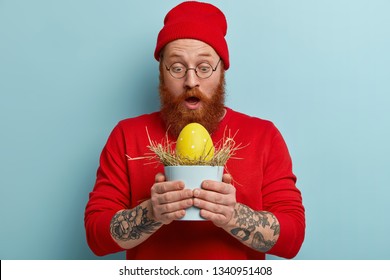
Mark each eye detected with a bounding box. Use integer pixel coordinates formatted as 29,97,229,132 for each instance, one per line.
170,63,185,73
197,63,211,73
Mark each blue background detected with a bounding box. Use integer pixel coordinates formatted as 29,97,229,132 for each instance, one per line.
1,0,389,260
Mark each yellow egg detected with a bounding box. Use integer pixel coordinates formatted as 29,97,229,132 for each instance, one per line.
175,123,215,164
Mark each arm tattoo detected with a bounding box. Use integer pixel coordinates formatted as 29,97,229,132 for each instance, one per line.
252,232,276,252
230,204,279,252
110,206,162,241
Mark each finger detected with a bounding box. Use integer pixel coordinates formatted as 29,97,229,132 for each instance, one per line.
199,209,227,224
152,196,193,224
159,209,187,224
156,188,193,204
159,198,194,214
222,173,233,184
193,186,236,208
157,210,186,224
194,198,226,213
151,180,185,195
155,173,165,183
151,196,193,224
196,202,235,227
195,199,234,226
193,190,224,206
201,180,235,195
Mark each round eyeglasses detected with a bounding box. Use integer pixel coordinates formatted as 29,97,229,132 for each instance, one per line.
165,59,221,79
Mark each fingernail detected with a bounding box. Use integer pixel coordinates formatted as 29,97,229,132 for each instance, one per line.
193,198,199,206
193,189,200,197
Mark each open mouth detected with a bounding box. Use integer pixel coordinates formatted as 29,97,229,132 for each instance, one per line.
186,96,200,104
184,97,201,110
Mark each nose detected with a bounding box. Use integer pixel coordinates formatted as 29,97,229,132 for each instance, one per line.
184,68,200,89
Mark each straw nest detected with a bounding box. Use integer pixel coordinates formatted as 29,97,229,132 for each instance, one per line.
127,127,246,166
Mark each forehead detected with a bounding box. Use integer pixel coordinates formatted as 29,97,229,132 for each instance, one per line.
163,39,218,59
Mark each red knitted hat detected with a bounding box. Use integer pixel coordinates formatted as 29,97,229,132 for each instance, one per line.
154,1,229,70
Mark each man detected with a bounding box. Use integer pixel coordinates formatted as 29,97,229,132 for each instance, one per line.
84,1,305,260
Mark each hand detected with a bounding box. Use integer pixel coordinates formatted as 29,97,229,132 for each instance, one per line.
193,174,236,227
150,173,194,224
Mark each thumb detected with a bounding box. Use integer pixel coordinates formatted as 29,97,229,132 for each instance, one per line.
155,172,166,183
222,173,233,184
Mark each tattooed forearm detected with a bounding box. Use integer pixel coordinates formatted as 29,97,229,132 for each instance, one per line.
229,204,280,252
252,231,276,252
110,206,162,241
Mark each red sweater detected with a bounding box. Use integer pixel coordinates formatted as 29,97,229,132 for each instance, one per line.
84,107,305,259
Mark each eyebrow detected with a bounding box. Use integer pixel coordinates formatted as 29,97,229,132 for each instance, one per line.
166,52,214,59
197,53,213,58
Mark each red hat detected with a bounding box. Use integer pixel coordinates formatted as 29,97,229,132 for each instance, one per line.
154,1,229,70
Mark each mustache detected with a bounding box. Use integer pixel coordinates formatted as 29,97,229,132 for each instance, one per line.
176,87,208,103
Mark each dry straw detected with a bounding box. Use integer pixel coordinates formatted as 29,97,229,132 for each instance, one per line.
127,126,246,166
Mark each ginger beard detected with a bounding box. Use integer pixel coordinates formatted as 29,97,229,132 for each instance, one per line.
159,69,226,138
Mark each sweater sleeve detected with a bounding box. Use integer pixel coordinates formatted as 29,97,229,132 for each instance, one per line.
262,126,305,259
84,123,129,256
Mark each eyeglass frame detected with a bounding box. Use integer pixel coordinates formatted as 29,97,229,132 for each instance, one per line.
164,58,222,79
